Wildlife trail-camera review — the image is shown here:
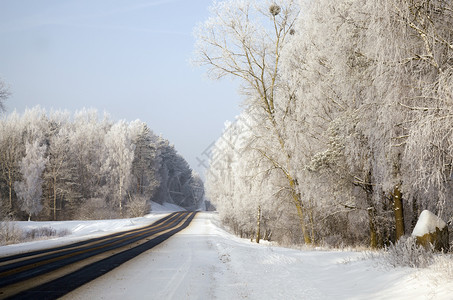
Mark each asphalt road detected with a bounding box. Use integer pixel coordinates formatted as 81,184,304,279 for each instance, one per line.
0,211,197,299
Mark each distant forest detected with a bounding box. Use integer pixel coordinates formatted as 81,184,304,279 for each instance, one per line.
0,107,204,221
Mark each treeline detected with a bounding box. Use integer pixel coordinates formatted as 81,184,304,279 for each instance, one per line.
0,107,204,221
197,0,453,247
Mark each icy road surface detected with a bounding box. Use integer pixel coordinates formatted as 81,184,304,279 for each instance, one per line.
62,212,453,300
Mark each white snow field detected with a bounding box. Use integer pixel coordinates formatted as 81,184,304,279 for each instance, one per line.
2,210,453,299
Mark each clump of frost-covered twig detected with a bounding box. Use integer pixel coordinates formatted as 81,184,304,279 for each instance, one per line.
430,254,453,280
383,236,434,268
0,219,23,245
125,195,149,218
75,198,120,220
24,227,70,241
0,219,71,246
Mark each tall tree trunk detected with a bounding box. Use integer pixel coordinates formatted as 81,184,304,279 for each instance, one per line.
393,185,405,241
308,198,316,244
8,169,13,211
364,171,379,248
368,207,378,248
8,180,12,211
269,107,312,245
411,197,419,232
294,201,311,244
256,205,261,244
53,175,57,221
288,176,311,244
119,184,123,215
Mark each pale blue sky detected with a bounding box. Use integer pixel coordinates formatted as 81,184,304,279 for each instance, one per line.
0,0,241,177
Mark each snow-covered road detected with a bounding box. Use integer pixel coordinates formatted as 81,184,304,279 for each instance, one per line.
61,213,453,300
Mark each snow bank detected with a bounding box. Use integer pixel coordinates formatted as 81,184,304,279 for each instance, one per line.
412,210,447,237
0,215,165,257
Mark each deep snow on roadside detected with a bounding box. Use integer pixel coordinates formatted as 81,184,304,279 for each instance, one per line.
61,212,453,300
0,201,185,257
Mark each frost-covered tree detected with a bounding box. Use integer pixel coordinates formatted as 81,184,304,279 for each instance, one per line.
206,111,303,244
129,120,161,199
0,107,48,218
392,0,453,222
195,0,313,243
184,172,205,210
205,120,239,225
206,118,250,236
0,112,25,215
279,0,384,246
0,78,10,113
14,141,47,221
104,120,135,215
351,0,453,240
152,140,201,209
70,109,111,202
44,112,79,220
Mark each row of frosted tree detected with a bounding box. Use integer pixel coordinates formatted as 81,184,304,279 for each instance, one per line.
0,107,204,221
196,0,453,247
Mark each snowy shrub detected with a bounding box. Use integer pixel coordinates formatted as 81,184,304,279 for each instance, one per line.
76,198,119,220
431,255,453,280
125,196,149,218
1,219,71,245
14,141,47,220
321,235,346,249
57,228,71,237
25,227,55,240
0,219,23,246
24,227,70,241
0,205,10,220
384,236,434,268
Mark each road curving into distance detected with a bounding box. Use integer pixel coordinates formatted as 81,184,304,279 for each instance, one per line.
0,211,197,299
